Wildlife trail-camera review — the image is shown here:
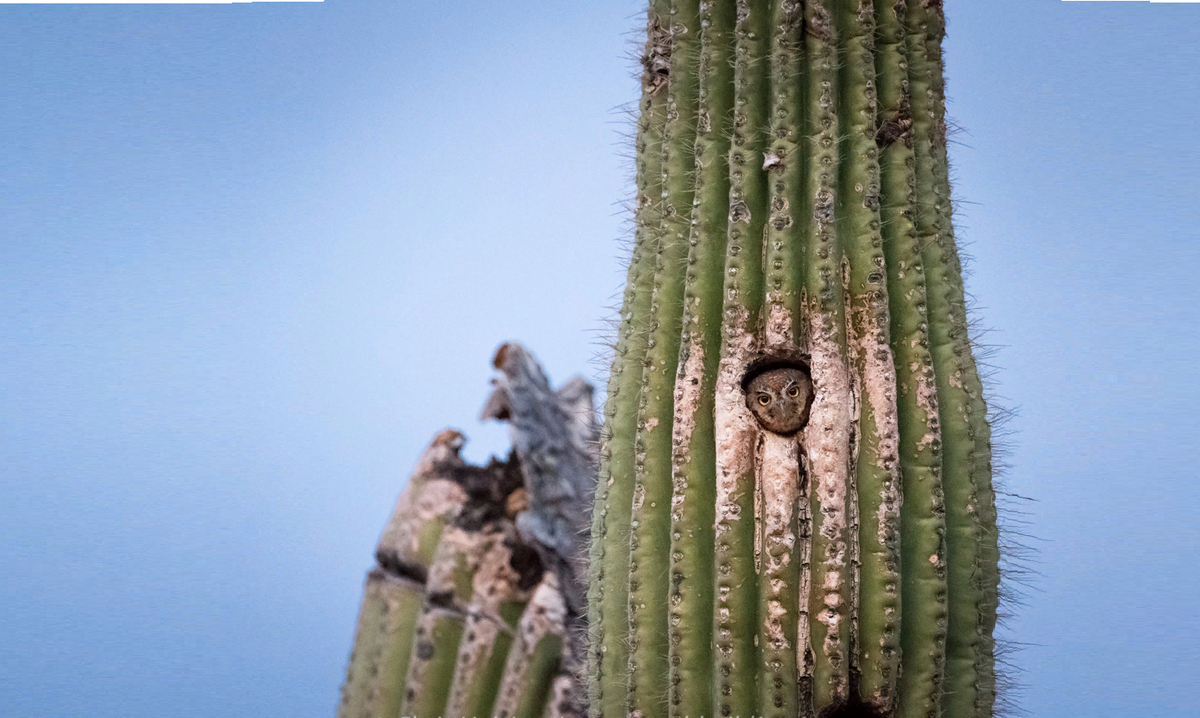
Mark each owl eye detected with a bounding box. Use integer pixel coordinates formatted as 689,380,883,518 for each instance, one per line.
787,385,800,398
757,394,771,406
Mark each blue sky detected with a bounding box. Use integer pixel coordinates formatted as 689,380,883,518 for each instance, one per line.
1,1,1196,716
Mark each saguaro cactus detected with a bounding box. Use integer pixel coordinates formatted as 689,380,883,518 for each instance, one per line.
339,345,595,718
587,1,1000,717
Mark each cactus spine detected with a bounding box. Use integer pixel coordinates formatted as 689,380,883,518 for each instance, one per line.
588,1,1000,716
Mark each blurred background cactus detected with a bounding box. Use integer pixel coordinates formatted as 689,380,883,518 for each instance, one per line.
338,345,594,718
587,1,1002,717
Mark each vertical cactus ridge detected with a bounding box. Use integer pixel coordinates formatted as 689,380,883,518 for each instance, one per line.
626,2,701,715
764,0,807,343
666,0,735,716
338,573,425,718
878,2,950,715
712,1,770,715
754,2,806,716
904,2,985,716
836,0,903,711
800,0,858,708
442,527,528,718
513,633,567,718
929,11,1002,711
914,4,1002,715
971,402,1001,718
968,329,1001,717
494,578,570,718
591,1,1000,716
399,608,465,718
449,617,515,718
586,2,671,714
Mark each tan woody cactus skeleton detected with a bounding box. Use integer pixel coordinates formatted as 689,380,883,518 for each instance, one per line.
587,1,1001,717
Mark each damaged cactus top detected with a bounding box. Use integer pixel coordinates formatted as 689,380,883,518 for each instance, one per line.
339,345,596,718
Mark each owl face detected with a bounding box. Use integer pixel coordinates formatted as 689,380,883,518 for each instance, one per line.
744,366,813,435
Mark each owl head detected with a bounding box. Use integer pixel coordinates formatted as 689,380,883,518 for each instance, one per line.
743,365,813,435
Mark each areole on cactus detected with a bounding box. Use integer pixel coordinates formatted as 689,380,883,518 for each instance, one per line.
587,1,1001,717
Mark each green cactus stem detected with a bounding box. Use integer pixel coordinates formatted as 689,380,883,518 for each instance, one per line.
588,1,1000,716
339,571,425,718
339,345,596,718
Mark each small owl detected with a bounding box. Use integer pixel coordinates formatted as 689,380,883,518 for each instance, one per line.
744,366,813,435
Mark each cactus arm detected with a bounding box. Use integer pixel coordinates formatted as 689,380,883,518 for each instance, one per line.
710,1,771,715
585,3,671,713
626,2,701,715
836,0,904,710
665,0,735,715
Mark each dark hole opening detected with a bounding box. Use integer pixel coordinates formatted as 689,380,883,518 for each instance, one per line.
740,354,812,392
